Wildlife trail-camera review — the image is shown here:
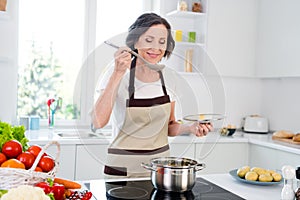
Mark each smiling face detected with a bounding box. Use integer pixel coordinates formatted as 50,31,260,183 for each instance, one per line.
134,24,168,64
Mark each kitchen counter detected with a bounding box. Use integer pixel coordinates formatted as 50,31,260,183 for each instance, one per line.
202,173,282,200
26,129,300,181
83,173,283,200
26,129,300,155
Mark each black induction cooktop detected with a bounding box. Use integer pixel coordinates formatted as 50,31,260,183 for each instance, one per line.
86,177,245,200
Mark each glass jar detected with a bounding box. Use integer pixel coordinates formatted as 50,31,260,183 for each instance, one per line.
177,0,188,11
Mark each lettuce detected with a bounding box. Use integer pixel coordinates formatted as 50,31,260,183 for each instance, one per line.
0,121,29,151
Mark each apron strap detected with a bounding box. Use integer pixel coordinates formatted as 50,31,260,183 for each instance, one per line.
128,53,168,100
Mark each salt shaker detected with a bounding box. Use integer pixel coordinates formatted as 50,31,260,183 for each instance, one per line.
281,165,295,200
295,166,300,200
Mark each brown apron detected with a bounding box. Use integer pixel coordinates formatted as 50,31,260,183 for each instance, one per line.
104,58,171,178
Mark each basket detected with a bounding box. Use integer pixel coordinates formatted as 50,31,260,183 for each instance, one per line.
0,141,60,190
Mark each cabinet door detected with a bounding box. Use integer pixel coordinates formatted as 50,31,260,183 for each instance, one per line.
43,144,76,180
195,143,248,174
249,144,300,170
75,144,108,180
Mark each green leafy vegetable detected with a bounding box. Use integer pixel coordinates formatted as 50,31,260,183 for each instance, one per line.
0,121,29,151
0,189,8,197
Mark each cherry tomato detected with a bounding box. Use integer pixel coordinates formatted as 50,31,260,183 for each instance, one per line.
84,191,93,199
17,151,36,169
0,152,7,165
1,140,23,158
38,155,54,172
34,166,43,172
27,145,46,158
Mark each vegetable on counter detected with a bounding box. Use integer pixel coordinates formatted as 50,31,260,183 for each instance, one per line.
0,121,29,152
0,185,50,200
35,178,65,200
54,177,81,189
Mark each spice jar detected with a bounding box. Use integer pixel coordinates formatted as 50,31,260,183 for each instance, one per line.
295,167,300,200
177,0,188,11
192,1,203,13
281,165,295,200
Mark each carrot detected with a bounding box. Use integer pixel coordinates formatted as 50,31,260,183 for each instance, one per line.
54,177,81,189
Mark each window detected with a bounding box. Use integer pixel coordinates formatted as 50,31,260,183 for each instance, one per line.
17,0,150,129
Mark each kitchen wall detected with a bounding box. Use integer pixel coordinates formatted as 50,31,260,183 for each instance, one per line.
1,1,299,132
261,78,300,132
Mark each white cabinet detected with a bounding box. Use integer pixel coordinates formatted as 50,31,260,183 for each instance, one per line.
195,143,248,175
255,0,300,77
75,144,108,181
206,0,258,77
41,144,76,180
249,144,300,170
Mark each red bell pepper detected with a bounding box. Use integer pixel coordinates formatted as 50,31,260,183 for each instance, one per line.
35,178,65,200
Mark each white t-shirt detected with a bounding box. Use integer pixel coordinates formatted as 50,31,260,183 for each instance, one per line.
96,67,178,136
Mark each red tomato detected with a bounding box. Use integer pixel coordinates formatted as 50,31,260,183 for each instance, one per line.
1,140,23,158
17,151,36,169
27,145,46,158
34,166,43,172
38,155,54,172
0,152,7,165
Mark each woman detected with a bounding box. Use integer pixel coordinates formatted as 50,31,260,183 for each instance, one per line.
91,13,213,178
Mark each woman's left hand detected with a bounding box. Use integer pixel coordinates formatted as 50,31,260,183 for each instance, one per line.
190,122,213,137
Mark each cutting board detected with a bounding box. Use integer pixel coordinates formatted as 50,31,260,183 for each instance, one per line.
272,135,300,145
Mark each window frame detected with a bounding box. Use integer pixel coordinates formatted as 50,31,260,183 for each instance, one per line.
23,0,153,129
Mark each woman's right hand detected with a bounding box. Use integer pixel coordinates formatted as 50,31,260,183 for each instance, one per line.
114,47,132,75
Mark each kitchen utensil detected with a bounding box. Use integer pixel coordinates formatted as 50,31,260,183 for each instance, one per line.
183,113,225,124
47,97,62,127
242,115,268,133
104,41,165,71
229,169,283,186
141,157,205,192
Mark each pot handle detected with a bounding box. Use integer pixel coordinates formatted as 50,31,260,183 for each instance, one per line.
195,163,206,171
141,163,157,171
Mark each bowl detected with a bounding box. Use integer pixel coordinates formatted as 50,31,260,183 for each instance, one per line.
220,127,236,136
227,128,236,136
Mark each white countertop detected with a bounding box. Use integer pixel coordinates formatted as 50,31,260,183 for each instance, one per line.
26,129,300,155
201,173,283,200
85,173,284,200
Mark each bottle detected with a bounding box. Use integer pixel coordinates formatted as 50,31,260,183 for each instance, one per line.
295,167,300,200
281,165,295,200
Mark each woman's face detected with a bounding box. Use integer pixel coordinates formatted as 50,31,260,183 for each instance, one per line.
135,24,168,64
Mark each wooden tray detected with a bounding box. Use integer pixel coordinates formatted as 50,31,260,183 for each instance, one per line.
272,135,300,145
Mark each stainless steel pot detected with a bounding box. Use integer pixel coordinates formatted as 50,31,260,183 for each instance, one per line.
142,157,205,192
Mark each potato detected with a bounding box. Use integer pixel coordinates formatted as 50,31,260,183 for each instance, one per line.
272,172,282,182
267,169,276,175
251,167,269,175
245,171,258,181
237,166,250,178
259,174,273,182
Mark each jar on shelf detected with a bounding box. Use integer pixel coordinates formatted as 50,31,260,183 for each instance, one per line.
192,0,203,13
177,0,188,11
